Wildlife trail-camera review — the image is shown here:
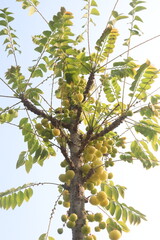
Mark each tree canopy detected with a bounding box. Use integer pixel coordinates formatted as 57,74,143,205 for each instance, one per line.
1,1,160,240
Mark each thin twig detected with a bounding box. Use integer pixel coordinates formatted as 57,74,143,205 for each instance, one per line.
45,193,63,240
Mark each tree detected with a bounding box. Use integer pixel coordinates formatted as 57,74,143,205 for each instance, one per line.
0,0,160,240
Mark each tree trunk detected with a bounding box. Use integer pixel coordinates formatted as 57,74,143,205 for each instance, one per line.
69,130,86,240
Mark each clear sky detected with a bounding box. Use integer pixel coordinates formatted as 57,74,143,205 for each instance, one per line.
1,1,160,240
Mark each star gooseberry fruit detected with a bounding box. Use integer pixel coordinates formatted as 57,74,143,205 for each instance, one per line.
75,93,84,102
52,128,60,136
109,230,122,240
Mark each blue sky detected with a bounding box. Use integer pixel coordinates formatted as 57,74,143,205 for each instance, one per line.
1,1,160,240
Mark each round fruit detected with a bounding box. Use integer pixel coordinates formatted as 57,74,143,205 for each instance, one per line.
63,201,70,208
109,230,122,240
94,226,101,232
108,172,114,179
87,214,95,222
86,182,95,191
99,221,106,229
66,170,75,180
94,213,103,222
91,188,97,194
75,93,84,102
86,146,96,154
96,191,107,202
60,160,68,167
69,213,78,222
67,220,76,228
81,225,91,234
61,214,68,222
57,228,63,234
52,128,60,136
99,198,109,207
35,123,43,130
99,171,108,181
89,195,99,205
84,236,94,240
100,146,108,154
95,150,102,158
59,174,67,183
81,163,91,174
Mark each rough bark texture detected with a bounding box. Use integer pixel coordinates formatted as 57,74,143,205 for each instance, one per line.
69,130,86,240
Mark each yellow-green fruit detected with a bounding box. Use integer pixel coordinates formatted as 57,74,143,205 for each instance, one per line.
100,146,108,154
108,172,114,179
35,123,43,130
94,213,103,222
84,153,94,162
81,164,91,174
81,225,91,234
99,221,106,229
92,159,103,167
59,174,67,183
57,228,63,234
86,146,96,154
86,182,95,191
91,188,97,194
75,93,84,102
52,128,60,136
99,198,109,207
60,159,68,168
99,171,108,181
87,214,95,222
95,150,102,158
89,195,99,206
62,190,70,201
95,142,102,150
107,139,114,145
84,236,94,240
41,118,49,127
95,166,104,175
66,170,75,180
96,191,107,202
61,214,68,222
95,226,101,232
67,220,76,228
69,213,78,222
109,230,122,240
63,201,70,208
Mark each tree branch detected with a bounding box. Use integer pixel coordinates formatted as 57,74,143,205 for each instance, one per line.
20,94,69,129
83,71,95,101
90,113,127,141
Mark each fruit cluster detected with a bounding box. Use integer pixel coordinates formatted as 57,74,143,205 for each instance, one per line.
35,118,60,142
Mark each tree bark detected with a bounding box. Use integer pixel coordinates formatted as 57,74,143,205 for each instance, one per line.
69,130,86,240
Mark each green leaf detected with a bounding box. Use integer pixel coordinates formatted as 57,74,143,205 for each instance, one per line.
112,186,119,201
90,8,100,16
108,201,116,215
24,188,33,201
35,46,43,53
38,234,46,240
0,20,7,26
135,6,146,12
25,157,33,173
118,221,130,232
16,151,26,168
122,207,128,222
11,193,17,209
112,11,118,18
116,16,128,21
91,0,98,6
115,205,122,220
130,62,149,91
16,191,24,206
